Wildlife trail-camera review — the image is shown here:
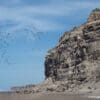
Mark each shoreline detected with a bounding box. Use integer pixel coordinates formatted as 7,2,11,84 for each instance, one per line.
0,92,99,100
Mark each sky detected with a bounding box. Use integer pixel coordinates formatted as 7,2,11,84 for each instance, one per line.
0,0,100,91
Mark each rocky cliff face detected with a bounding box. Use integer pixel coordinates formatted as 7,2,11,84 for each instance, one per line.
12,8,100,94
45,8,100,89
88,8,100,22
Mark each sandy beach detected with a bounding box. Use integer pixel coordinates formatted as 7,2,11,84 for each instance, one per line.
0,92,97,100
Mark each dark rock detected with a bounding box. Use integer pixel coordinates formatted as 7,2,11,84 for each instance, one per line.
45,8,100,90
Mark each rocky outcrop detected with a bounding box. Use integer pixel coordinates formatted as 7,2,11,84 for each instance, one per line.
11,85,36,94
12,8,100,94
88,8,100,22
45,8,100,90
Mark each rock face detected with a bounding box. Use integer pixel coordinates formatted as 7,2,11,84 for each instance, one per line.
88,8,100,22
12,8,100,94
45,8,100,89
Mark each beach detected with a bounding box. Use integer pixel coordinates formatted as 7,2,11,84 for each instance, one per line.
0,92,97,100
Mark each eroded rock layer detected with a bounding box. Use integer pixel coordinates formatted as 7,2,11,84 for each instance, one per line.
45,8,100,88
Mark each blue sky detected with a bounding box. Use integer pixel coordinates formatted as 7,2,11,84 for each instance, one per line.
0,0,100,91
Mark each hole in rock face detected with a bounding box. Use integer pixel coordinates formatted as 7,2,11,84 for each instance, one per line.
62,64,69,69
87,26,94,32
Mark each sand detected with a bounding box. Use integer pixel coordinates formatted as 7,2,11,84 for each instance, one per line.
0,92,97,100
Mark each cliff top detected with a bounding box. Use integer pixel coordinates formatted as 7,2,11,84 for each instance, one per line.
88,8,100,22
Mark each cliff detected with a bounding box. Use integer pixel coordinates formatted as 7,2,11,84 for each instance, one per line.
44,8,100,91
12,8,100,94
